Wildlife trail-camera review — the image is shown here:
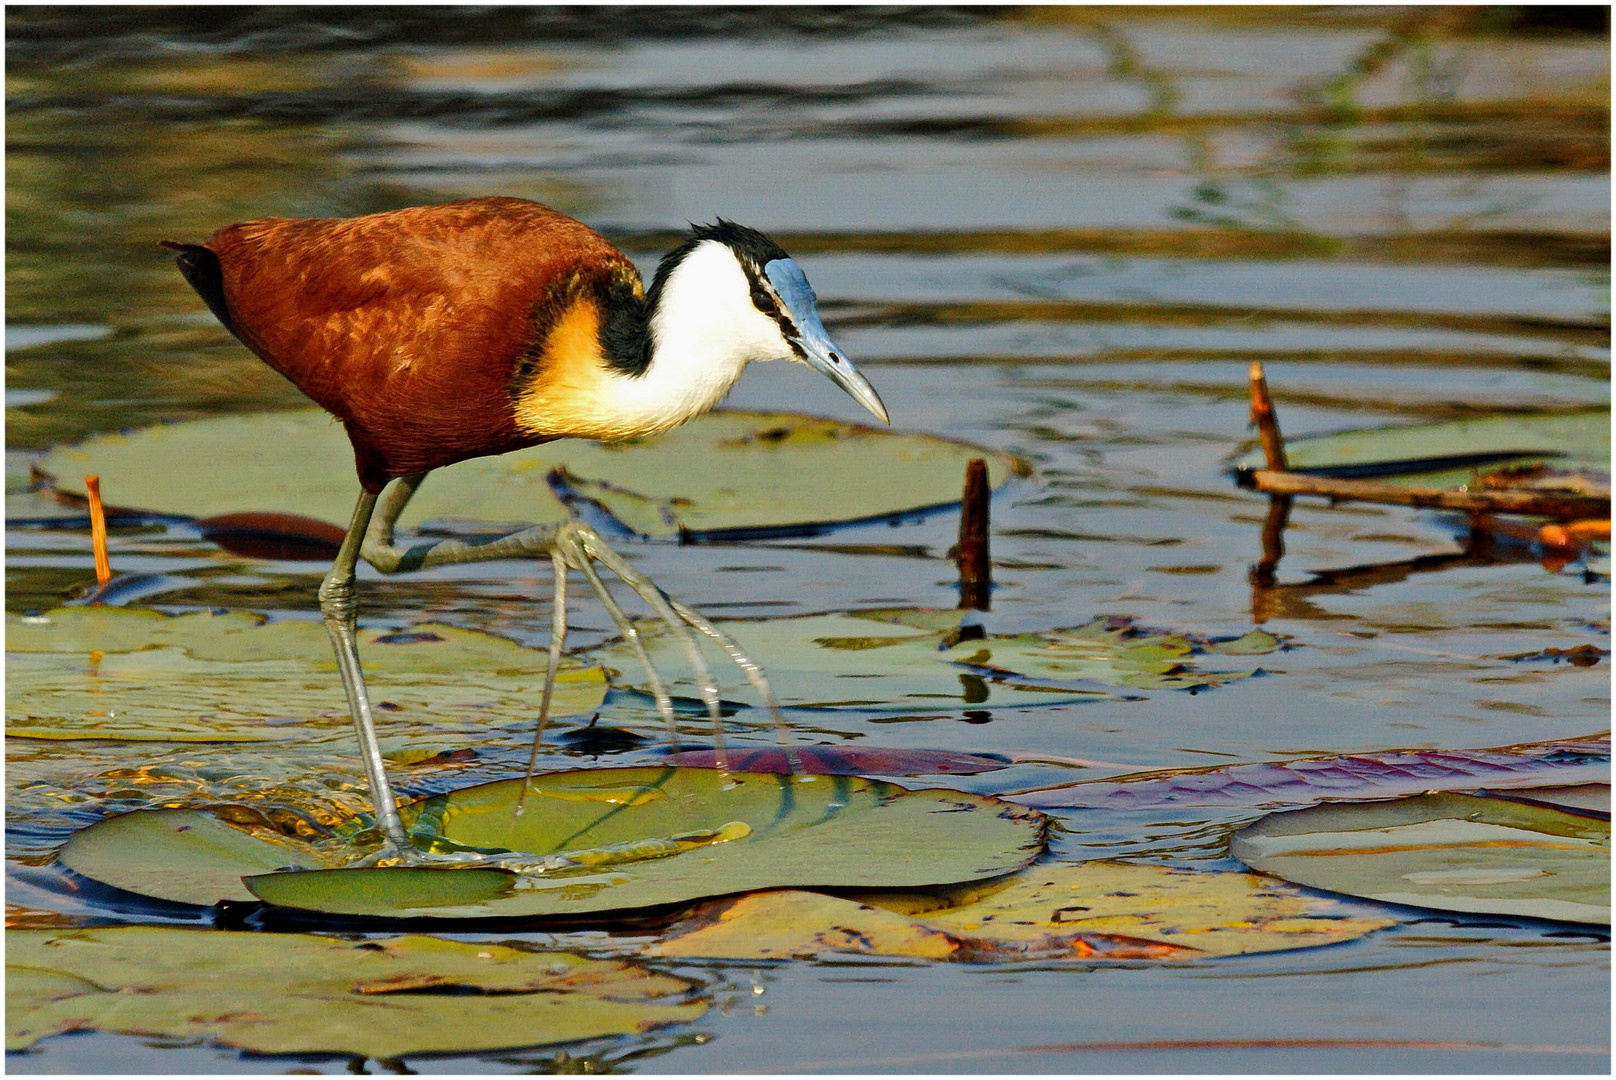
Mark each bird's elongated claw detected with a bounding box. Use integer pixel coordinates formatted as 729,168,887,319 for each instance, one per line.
348,839,554,871
357,478,799,783
571,543,682,745
578,531,730,772
517,521,799,779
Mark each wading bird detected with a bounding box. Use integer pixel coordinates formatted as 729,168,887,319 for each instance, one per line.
161,197,887,862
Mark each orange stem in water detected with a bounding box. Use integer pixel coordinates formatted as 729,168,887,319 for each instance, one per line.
1540,519,1612,549
85,474,112,588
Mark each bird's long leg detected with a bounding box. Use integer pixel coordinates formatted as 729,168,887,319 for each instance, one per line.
578,536,729,771
360,471,570,574
320,489,413,856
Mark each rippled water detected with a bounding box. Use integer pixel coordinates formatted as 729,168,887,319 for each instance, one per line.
5,8,1610,1073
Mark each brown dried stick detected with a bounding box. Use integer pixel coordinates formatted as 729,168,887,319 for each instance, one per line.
1241,469,1609,521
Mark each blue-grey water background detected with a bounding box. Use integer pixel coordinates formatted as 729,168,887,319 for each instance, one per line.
5,6,1610,1073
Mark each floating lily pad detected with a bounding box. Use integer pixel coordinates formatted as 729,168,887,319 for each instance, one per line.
591,610,1279,712
6,928,704,1057
648,861,1395,961
59,767,1048,919
1230,791,1611,925
6,606,605,741
1237,410,1610,490
36,409,1028,540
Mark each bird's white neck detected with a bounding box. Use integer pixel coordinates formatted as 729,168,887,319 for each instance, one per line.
637,240,788,424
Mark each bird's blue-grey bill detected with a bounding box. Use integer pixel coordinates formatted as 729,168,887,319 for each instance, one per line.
765,258,889,424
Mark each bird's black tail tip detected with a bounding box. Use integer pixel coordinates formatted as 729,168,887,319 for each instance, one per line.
159,240,235,334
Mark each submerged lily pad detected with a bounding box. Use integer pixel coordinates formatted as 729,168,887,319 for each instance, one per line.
37,409,1027,540
663,746,1014,776
6,928,704,1057
6,606,605,742
1013,736,1612,810
591,610,1280,712
1237,410,1610,490
1230,791,1611,925
648,861,1395,961
59,767,1047,919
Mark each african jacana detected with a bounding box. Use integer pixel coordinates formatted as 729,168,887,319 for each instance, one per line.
161,197,887,862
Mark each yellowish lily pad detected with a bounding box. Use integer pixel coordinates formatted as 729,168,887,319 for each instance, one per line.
899,861,1395,957
649,861,1394,961
645,890,964,961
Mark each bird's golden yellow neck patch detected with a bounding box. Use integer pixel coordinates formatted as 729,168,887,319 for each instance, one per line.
513,293,673,442
512,253,761,443
513,294,608,436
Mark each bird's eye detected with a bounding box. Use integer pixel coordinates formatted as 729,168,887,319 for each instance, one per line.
749,286,774,314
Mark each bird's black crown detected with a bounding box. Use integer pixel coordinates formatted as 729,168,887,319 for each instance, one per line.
688,219,790,267
647,219,791,302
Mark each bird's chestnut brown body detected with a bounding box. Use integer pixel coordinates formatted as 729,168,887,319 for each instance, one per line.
167,197,642,491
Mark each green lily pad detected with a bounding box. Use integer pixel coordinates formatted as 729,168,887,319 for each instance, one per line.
1230,791,1610,925
1237,410,1610,490
6,606,606,741
60,767,1047,919
6,928,705,1057
36,409,1028,539
590,609,1280,711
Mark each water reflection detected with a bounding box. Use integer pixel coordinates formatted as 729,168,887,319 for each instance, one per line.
4,6,1609,1075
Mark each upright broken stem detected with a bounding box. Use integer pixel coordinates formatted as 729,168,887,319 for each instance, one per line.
956,457,991,611
1248,361,1289,472
85,474,112,589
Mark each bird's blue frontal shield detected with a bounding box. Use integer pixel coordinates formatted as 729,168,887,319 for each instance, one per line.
765,257,889,424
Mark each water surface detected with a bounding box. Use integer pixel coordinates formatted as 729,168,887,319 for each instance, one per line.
5,7,1609,1073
